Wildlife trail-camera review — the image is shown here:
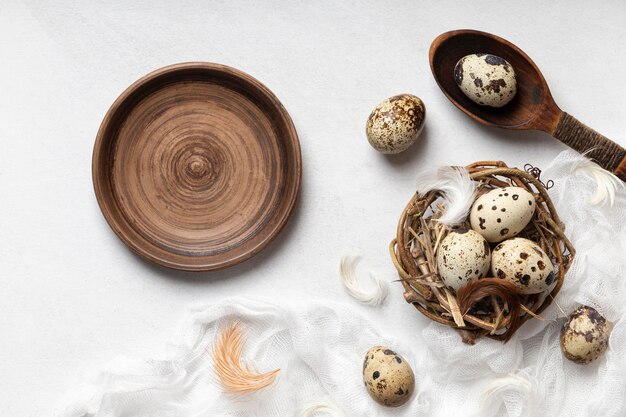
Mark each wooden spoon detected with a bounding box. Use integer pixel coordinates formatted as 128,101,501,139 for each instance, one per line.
430,29,626,182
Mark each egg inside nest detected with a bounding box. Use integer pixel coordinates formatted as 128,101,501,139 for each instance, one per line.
436,229,491,291
470,186,536,243
491,237,555,294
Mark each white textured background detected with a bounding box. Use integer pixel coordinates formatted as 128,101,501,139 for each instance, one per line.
1,1,625,415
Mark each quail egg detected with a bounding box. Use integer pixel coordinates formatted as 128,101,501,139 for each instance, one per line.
491,237,555,294
454,53,517,107
366,94,426,154
363,346,414,407
560,305,611,364
436,229,491,291
470,186,536,243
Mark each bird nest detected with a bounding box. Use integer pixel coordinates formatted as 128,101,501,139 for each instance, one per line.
390,161,575,344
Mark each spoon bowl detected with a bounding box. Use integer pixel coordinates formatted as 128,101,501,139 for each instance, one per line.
430,29,626,181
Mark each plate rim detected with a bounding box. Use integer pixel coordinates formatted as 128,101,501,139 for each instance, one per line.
92,62,302,272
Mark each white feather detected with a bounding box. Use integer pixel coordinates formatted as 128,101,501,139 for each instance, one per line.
339,256,388,306
416,166,478,227
479,372,537,417
299,402,348,417
572,154,624,206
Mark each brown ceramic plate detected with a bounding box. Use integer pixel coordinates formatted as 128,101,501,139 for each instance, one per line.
93,62,301,271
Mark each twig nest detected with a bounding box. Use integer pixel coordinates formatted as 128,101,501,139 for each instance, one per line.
362,346,414,407
366,94,425,154
491,238,555,294
391,161,575,343
561,306,611,364
436,229,491,291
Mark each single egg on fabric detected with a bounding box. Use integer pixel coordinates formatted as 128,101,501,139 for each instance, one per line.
362,346,414,407
366,94,426,154
436,229,491,291
490,237,555,294
560,306,611,364
454,54,517,107
470,186,536,243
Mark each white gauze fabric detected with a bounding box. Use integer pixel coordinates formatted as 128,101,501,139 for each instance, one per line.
58,151,626,417
58,297,430,417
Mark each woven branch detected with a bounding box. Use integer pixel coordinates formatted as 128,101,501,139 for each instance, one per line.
390,161,575,344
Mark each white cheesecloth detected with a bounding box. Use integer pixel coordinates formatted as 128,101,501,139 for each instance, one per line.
58,151,626,417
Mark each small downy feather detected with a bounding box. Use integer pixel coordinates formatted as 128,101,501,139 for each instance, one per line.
339,256,389,306
211,322,280,393
299,402,348,417
572,153,624,206
478,371,537,417
416,166,478,227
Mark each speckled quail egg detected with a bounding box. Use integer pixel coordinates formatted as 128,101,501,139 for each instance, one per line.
366,94,426,154
363,346,414,407
560,306,611,364
491,237,555,294
454,54,517,107
436,229,491,291
470,186,536,243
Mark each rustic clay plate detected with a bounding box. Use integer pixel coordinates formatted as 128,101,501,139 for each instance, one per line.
93,62,301,271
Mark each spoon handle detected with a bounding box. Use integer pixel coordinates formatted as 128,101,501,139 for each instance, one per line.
553,113,626,182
